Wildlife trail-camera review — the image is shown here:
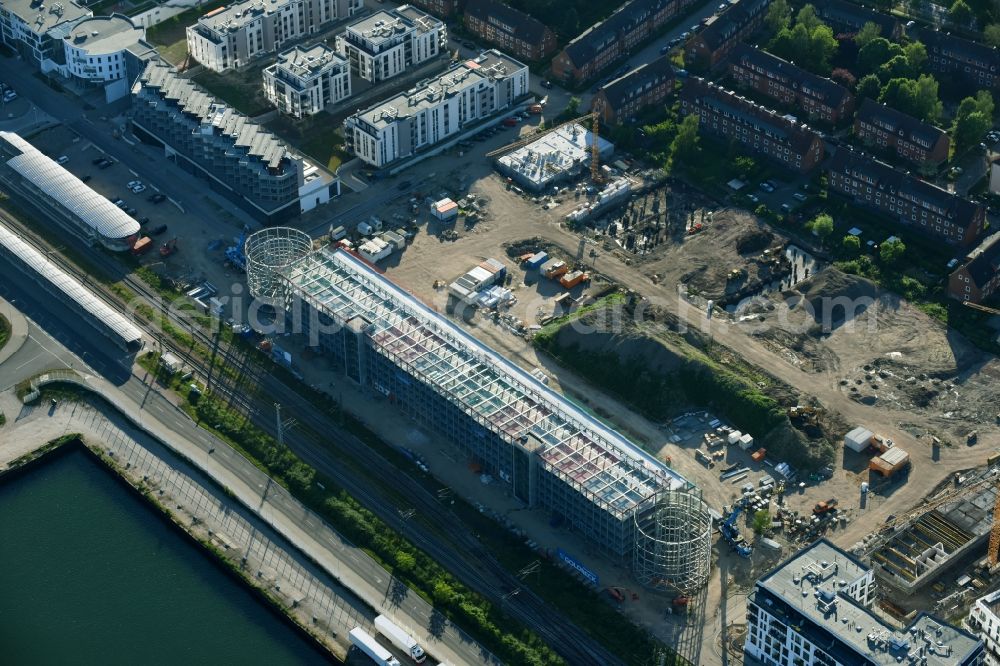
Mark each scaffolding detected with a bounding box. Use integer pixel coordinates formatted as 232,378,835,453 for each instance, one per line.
280,248,698,557
245,226,312,302
632,489,713,594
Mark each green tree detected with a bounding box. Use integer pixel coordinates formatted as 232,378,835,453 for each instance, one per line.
879,75,942,123
984,23,1000,47
765,0,792,34
734,155,756,177
395,550,416,573
560,7,580,37
842,234,861,253
954,91,995,151
809,24,839,72
949,0,974,26
858,37,903,74
796,3,822,31
753,510,772,535
566,96,580,116
668,114,700,171
880,237,906,264
432,579,456,605
807,213,835,246
856,73,882,101
904,41,927,71
878,54,915,81
854,21,883,48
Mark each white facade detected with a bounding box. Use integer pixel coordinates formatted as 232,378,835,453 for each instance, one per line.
63,15,144,83
344,49,529,169
263,44,351,117
0,0,91,71
968,590,1000,666
335,5,445,83
746,539,984,666
187,0,363,72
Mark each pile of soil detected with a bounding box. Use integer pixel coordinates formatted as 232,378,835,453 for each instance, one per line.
546,316,684,376
735,230,774,254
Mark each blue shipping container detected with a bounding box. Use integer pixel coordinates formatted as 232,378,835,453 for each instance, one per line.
526,251,548,269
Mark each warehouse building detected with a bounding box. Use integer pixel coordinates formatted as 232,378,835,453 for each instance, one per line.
0,222,143,352
335,5,446,83
344,50,529,170
495,123,614,191
250,246,712,590
263,44,352,117
132,62,338,222
186,0,363,72
0,131,140,252
746,539,983,666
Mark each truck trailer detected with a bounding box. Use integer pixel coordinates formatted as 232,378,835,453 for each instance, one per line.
374,615,426,663
350,627,401,666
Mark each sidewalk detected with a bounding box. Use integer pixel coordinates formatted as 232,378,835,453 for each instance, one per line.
0,296,29,367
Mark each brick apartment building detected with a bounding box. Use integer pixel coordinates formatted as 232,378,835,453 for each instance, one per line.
854,98,950,167
917,27,1000,90
406,0,461,18
728,44,854,124
812,0,901,39
949,237,1000,304
684,0,771,70
464,0,556,62
679,77,825,173
949,234,1000,303
591,56,674,124
826,147,985,246
551,0,694,84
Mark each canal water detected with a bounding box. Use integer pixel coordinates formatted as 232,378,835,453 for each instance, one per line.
0,447,332,665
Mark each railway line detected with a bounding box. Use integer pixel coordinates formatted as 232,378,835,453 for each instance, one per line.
0,207,625,666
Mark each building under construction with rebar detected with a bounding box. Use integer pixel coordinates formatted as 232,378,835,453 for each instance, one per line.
870,483,997,593
258,246,712,591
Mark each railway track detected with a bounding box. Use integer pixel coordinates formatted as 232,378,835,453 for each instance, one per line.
0,208,625,666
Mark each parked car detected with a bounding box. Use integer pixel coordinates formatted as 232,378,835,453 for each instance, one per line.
93,157,107,165
747,193,760,204
541,79,553,89
780,203,792,213
462,41,476,50
130,184,146,193
80,174,92,183
3,90,17,102
759,181,775,193
150,224,168,235
148,193,167,203
660,45,670,54
127,180,142,188
792,192,807,202
56,155,69,165
97,158,114,169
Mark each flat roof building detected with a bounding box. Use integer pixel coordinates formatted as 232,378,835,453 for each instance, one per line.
270,248,710,580
335,5,446,83
263,44,351,118
0,131,140,252
967,589,1000,666
495,123,614,191
186,0,363,72
344,50,529,170
747,539,984,666
0,0,91,71
132,62,337,222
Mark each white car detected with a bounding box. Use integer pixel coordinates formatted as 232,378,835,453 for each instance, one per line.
130,184,146,193
56,155,69,165
127,180,142,188
3,91,16,102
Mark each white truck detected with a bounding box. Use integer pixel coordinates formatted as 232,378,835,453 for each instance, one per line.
374,614,427,663
350,627,401,666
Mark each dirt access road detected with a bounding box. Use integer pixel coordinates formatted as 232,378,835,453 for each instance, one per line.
366,141,998,535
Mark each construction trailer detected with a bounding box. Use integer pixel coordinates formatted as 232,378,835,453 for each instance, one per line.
844,426,876,452
870,447,910,478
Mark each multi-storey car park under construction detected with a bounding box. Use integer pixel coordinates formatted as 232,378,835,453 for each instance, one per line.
245,233,713,593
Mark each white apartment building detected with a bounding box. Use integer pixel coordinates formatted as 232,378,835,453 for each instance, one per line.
63,15,144,83
344,49,528,169
334,4,445,83
968,590,1000,666
186,0,363,72
263,43,351,117
746,539,984,666
0,0,91,72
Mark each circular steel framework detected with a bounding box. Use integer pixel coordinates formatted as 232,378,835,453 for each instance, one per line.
245,227,312,302
633,489,713,594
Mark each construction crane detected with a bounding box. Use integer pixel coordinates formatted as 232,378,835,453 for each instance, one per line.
963,301,1000,316
989,482,1000,568
590,105,604,184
